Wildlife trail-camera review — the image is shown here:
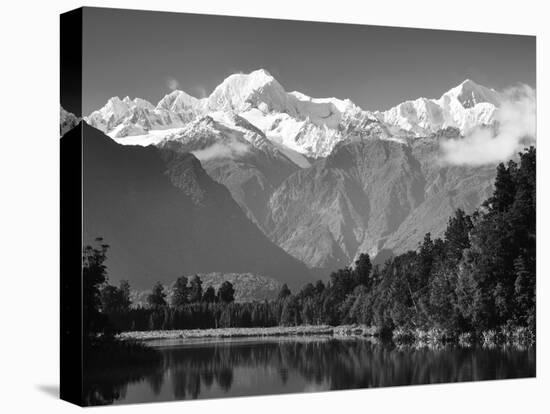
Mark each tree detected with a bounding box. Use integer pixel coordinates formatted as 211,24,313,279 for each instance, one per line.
277,283,291,301
171,276,189,307
217,281,235,303
370,265,381,287
453,150,536,330
148,282,167,308
346,285,370,324
100,279,133,314
300,297,316,325
417,233,435,282
486,161,517,213
219,305,233,326
83,238,110,340
188,275,203,303
514,255,535,328
298,283,315,299
321,291,341,325
456,245,488,331
202,286,217,303
380,253,417,329
353,253,372,288
329,267,355,300
100,284,123,314
429,264,460,332
444,209,473,265
314,280,326,295
119,280,132,311
280,295,300,326
510,148,536,326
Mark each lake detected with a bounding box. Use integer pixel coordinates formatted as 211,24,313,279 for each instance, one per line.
84,336,535,405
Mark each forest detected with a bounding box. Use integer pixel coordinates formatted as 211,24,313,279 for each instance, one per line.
85,147,536,344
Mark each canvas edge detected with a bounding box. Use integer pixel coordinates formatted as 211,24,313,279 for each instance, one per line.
60,7,84,407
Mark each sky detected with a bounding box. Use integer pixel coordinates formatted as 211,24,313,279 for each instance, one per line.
80,7,536,116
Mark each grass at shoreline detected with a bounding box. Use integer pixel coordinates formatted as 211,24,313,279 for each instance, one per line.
117,324,535,349
118,325,379,342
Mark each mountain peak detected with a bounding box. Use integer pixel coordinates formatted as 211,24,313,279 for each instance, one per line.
156,89,202,112
218,69,277,89
378,78,501,136
459,78,475,86
100,96,131,118
444,79,500,108
250,68,273,78
447,78,483,95
207,69,288,112
106,96,124,106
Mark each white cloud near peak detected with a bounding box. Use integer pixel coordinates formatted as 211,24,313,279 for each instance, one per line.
440,84,536,166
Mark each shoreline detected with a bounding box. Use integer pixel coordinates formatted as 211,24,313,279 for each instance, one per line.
117,325,379,342
117,324,535,349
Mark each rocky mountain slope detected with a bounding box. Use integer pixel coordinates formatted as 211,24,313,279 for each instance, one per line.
265,137,423,269
264,131,496,270
158,113,299,227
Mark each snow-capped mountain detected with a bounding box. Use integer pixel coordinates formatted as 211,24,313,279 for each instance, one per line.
157,112,301,228
86,95,198,138
157,89,207,113
60,106,79,136
85,70,505,162
157,111,284,159
376,79,501,136
206,69,290,113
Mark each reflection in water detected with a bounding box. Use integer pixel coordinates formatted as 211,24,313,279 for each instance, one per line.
84,337,535,405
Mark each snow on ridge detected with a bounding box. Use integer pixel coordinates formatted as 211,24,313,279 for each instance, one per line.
207,69,290,113
156,89,207,112
87,71,511,163
375,79,502,136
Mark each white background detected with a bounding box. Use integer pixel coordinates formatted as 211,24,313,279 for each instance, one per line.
0,0,548,412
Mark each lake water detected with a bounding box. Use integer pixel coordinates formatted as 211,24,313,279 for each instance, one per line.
86,336,535,405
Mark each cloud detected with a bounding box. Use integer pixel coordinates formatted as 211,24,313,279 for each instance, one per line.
191,139,250,162
195,85,209,99
166,77,180,91
440,84,536,166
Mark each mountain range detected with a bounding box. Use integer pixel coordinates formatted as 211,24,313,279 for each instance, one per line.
63,69,528,290
85,69,503,159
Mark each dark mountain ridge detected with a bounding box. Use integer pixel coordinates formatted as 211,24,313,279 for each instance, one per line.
71,123,313,289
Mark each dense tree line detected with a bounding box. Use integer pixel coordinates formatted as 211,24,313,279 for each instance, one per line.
82,238,162,406
316,147,535,337
92,148,535,339
339,147,535,336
